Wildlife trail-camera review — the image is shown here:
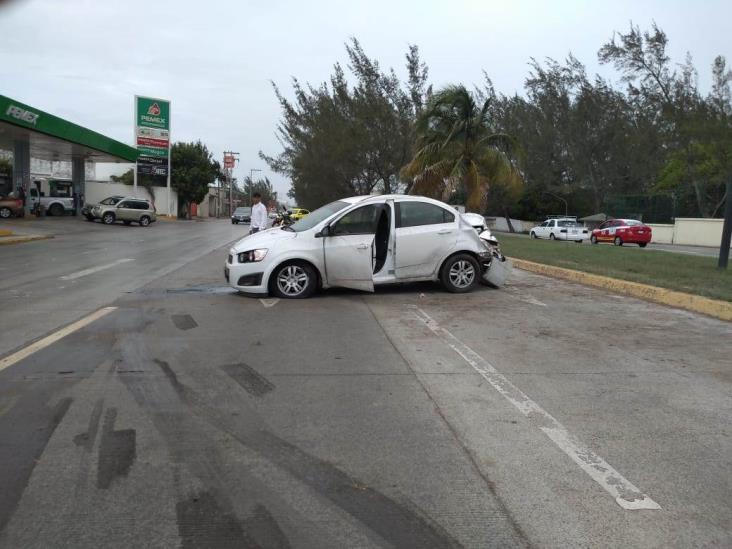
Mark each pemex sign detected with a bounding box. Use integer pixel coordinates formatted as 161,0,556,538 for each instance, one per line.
135,96,170,175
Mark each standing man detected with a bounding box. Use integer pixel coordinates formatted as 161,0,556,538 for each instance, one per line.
250,192,268,234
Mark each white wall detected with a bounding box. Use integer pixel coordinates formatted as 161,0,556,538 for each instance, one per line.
84,181,178,216
487,217,537,233
673,218,730,247
647,224,674,244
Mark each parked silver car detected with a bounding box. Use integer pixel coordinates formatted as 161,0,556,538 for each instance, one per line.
84,196,157,226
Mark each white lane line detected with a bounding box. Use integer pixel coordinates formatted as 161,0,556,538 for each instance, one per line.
60,259,134,280
259,298,280,308
411,306,660,511
0,307,117,373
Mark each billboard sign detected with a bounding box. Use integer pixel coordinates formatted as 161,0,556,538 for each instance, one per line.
135,96,170,176
224,154,236,169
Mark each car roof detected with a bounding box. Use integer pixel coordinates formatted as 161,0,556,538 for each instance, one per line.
339,194,458,209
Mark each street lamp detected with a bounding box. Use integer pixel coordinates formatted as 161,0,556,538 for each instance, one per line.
249,168,262,207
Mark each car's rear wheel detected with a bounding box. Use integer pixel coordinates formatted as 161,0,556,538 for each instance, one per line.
0,207,11,218
639,242,647,248
575,240,583,243
139,216,151,227
441,254,479,293
614,236,623,246
49,203,64,217
590,235,598,244
271,262,317,299
549,233,555,240
102,212,115,225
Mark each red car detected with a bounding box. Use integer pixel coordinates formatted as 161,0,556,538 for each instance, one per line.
0,196,24,219
591,219,652,247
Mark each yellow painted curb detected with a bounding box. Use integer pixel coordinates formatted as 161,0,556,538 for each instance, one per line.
156,215,177,222
0,229,13,237
511,258,732,322
0,235,53,246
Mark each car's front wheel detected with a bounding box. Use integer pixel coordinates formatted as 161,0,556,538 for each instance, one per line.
102,212,115,225
441,254,479,293
530,231,537,239
549,233,555,240
270,261,317,299
590,235,598,244
614,236,623,246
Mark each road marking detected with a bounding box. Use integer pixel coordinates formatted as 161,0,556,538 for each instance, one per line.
259,298,280,308
0,307,117,373
60,259,134,280
411,306,661,511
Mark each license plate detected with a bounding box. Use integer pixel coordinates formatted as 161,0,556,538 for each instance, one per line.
571,230,578,234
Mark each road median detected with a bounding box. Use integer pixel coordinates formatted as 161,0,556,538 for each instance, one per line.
512,258,732,321
0,232,53,245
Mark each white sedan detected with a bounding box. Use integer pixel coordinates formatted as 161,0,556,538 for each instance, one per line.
225,195,495,298
530,218,589,242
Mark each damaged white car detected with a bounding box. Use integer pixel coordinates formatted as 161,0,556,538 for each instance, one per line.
225,195,510,298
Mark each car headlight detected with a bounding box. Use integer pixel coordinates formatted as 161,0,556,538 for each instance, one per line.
238,249,268,263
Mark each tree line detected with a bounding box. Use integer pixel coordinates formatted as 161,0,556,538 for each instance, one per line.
261,24,731,222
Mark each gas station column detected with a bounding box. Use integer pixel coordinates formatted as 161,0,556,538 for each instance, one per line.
71,157,85,213
13,139,31,213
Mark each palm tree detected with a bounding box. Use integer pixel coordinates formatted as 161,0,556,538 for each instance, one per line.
403,85,521,212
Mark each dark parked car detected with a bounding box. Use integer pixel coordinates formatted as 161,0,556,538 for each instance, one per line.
231,207,252,224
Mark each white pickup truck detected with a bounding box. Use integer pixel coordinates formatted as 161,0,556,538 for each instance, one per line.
29,179,76,216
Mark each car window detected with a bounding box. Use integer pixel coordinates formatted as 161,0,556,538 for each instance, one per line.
100,196,122,205
397,201,454,228
134,200,149,210
117,201,130,208
290,200,350,232
558,220,579,227
624,219,642,226
332,204,381,235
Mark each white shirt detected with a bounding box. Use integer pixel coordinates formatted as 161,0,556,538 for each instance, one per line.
251,202,268,230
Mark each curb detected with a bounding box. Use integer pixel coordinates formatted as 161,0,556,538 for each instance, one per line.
0,229,13,237
511,258,732,322
0,235,54,246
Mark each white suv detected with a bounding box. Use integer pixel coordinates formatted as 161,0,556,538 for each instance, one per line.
530,218,589,242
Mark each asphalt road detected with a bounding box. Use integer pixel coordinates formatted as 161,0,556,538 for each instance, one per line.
0,219,730,548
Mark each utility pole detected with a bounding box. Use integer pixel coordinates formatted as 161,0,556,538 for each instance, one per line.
249,168,262,207
718,179,732,269
223,151,239,217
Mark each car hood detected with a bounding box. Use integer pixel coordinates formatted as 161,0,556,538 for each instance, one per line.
231,227,298,253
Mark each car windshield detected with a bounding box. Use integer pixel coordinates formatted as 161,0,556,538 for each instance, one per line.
234,207,251,214
100,196,122,205
558,220,580,227
623,219,642,226
288,200,350,232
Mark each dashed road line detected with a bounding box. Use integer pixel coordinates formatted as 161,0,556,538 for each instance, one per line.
411,306,661,511
60,259,134,280
0,307,117,372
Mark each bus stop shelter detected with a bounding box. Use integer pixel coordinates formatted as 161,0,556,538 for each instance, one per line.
0,94,138,213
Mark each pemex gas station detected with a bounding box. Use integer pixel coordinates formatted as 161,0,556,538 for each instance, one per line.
0,94,139,215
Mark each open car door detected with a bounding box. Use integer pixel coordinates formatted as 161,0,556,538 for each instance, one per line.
323,204,382,292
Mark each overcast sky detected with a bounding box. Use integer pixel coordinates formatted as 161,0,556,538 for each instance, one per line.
1,0,729,201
